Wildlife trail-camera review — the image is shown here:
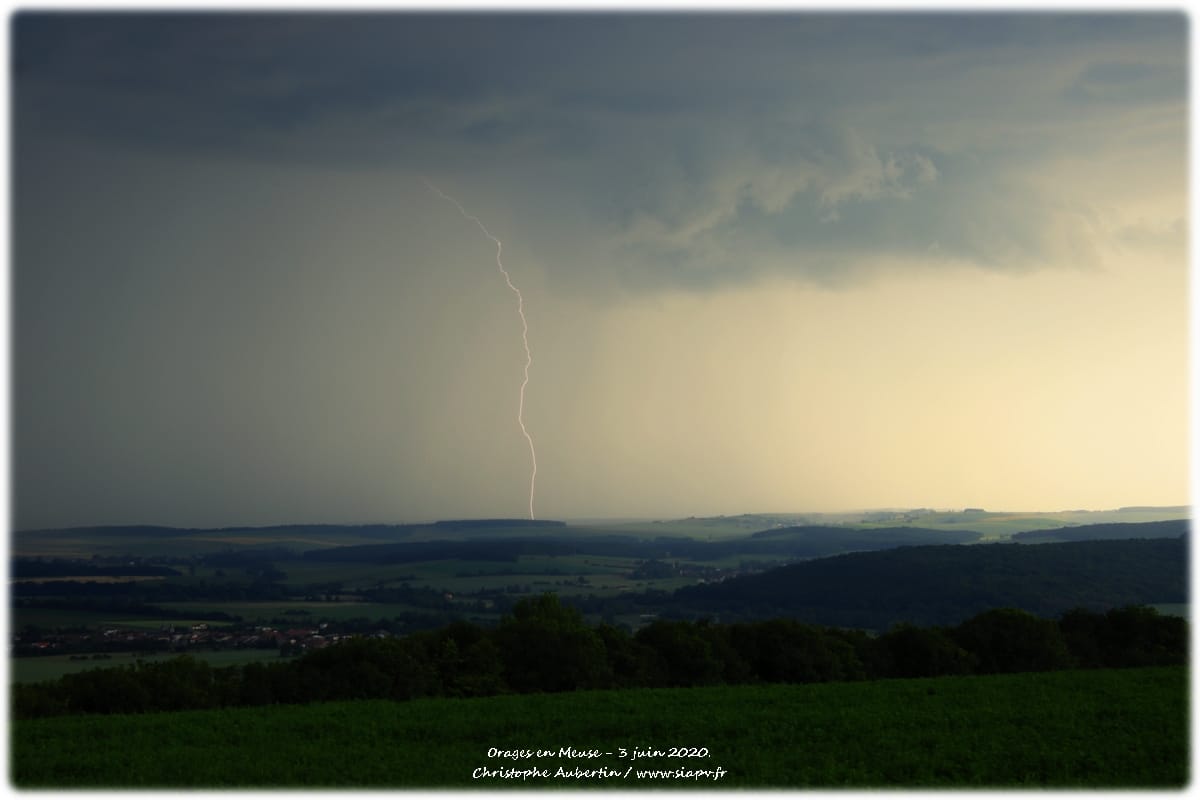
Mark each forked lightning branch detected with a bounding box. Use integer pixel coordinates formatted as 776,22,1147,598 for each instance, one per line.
424,180,539,520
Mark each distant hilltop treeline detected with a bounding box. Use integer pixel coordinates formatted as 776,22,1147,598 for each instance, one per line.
1118,505,1190,513
1013,520,1190,543
18,519,566,537
432,519,565,530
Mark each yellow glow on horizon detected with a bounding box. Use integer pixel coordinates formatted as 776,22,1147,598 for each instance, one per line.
556,251,1188,517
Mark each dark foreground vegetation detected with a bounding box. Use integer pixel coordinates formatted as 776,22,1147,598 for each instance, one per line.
13,595,1185,719
12,666,1186,788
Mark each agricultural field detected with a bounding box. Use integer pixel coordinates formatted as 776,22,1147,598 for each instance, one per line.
152,600,438,625
10,608,243,637
597,514,812,539
10,648,290,684
360,554,700,597
10,527,392,559
9,607,131,630
11,666,1186,788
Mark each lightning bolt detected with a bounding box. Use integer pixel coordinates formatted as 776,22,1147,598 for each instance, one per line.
423,180,538,520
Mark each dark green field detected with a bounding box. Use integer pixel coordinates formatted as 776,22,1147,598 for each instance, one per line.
10,648,291,685
11,665,1186,788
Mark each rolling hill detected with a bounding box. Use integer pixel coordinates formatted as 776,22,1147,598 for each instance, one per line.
670,536,1187,629
1010,519,1189,543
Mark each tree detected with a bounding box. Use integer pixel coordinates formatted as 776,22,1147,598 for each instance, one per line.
1057,608,1105,668
429,621,506,697
634,620,723,687
876,623,973,678
951,608,1072,673
594,623,656,689
239,661,276,706
135,656,218,711
60,667,150,714
695,619,755,684
728,619,862,684
495,594,610,692
1098,606,1187,667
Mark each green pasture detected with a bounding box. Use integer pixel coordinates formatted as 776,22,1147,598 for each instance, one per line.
10,527,392,559
556,576,701,596
588,515,809,540
283,554,640,586
12,608,242,633
275,554,686,597
154,600,433,624
276,560,424,588
11,648,289,684
400,555,631,591
432,573,696,598
11,666,1187,788
101,618,237,631
11,607,123,630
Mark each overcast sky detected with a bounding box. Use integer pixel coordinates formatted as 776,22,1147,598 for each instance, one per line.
12,12,1190,529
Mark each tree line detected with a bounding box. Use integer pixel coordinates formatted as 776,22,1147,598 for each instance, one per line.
13,595,1185,719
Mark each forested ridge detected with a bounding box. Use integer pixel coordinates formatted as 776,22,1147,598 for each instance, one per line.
1011,519,1189,543
668,536,1187,627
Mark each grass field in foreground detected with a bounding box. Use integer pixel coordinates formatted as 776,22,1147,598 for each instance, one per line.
11,666,1186,788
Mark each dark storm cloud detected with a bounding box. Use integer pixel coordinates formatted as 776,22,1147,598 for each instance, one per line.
16,13,1182,150
13,12,1187,292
